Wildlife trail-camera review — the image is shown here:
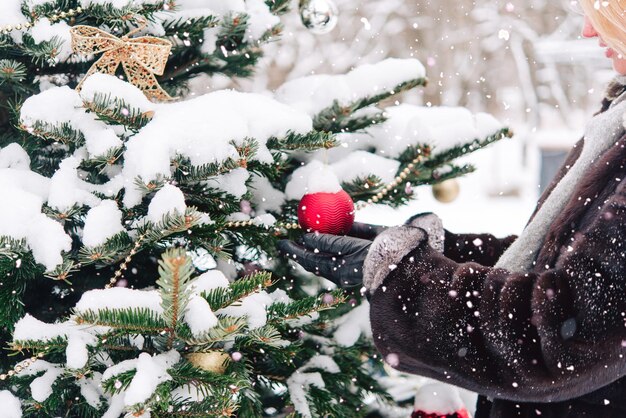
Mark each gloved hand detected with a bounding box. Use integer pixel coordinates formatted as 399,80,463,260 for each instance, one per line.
346,222,388,240
277,216,439,288
277,231,373,288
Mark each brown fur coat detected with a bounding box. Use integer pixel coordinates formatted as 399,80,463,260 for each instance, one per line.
364,79,626,417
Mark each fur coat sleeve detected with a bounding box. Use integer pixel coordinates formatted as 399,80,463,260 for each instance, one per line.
401,212,517,267
364,171,626,403
443,230,517,266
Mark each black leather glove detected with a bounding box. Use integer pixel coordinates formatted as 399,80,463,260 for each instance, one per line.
277,232,372,288
347,222,388,240
278,215,442,289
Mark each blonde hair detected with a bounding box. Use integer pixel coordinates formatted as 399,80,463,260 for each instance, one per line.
579,0,626,56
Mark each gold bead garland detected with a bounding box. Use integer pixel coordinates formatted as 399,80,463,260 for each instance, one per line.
105,233,147,289
354,154,424,210
225,220,300,230
0,351,46,381
0,7,84,35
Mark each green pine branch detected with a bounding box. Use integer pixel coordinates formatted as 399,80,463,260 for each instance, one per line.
266,130,337,151
172,138,258,183
428,164,476,184
221,225,279,262
19,34,65,67
83,92,154,132
214,43,265,78
21,120,85,148
0,60,27,88
76,207,205,274
162,13,268,83
11,335,68,354
157,248,194,348
267,290,345,324
79,146,124,174
161,398,239,417
339,174,415,208
313,78,428,133
73,307,168,334
201,271,273,311
28,143,71,177
305,346,395,416
180,316,248,350
164,368,241,417
12,371,104,418
216,12,249,52
184,227,232,261
178,185,241,214
45,257,75,281
341,174,385,199
0,237,44,330
101,368,136,394
234,324,289,348
133,176,167,196
342,129,511,207
138,207,205,243
423,127,512,168
171,361,241,388
232,381,263,418
82,1,170,29
335,110,387,133
42,204,88,230
397,143,432,165
78,231,134,267
26,0,75,21
266,0,291,14
162,15,218,43
0,36,13,51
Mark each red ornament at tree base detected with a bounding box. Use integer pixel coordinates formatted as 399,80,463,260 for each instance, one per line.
298,190,355,235
411,409,470,418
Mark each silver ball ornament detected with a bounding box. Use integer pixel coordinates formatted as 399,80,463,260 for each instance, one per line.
299,0,338,34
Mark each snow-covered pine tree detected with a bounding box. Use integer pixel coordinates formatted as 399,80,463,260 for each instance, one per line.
0,0,511,416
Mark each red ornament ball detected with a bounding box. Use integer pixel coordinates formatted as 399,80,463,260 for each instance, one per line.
411,410,470,418
297,190,355,234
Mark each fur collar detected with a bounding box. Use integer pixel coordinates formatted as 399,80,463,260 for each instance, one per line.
523,75,626,271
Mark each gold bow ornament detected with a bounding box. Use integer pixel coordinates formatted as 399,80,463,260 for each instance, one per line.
70,24,173,101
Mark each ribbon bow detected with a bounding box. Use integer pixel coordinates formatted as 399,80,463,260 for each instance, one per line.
70,24,173,102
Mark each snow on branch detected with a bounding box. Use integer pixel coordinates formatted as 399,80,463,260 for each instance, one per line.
285,102,508,206
116,89,313,206
0,164,71,271
275,58,427,133
7,249,338,416
286,354,341,418
361,104,506,158
11,76,323,273
276,58,426,116
20,86,122,157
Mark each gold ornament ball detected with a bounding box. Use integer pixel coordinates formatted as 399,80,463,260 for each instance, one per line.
187,351,230,374
432,179,460,203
